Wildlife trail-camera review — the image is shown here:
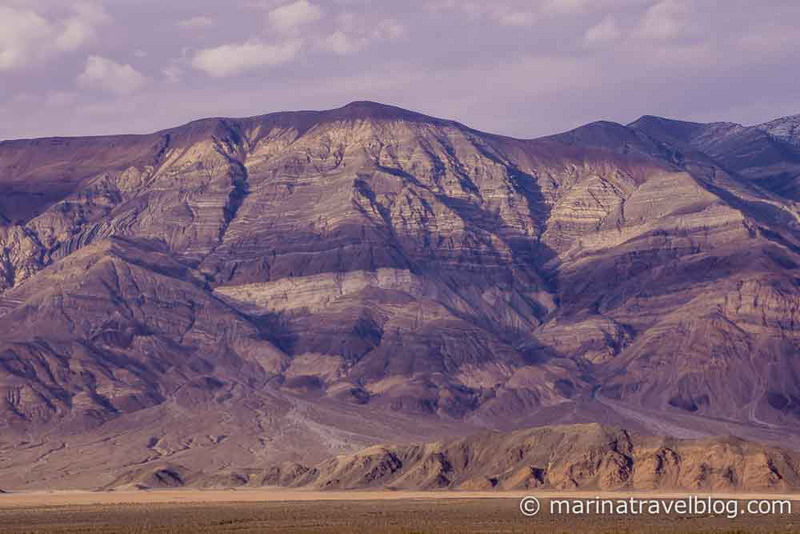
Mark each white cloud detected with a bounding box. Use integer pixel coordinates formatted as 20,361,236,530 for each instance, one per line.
321,31,366,55
13,92,40,105
45,91,79,107
178,16,215,30
0,3,108,70
736,23,800,57
374,19,406,40
268,1,322,32
162,64,183,83
497,11,536,27
78,55,146,95
542,0,590,15
638,0,690,40
431,0,643,24
428,2,536,28
192,40,302,77
585,15,621,45
0,7,51,70
56,2,109,51
318,18,405,56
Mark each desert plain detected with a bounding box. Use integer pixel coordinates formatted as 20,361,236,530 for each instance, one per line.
2,490,800,533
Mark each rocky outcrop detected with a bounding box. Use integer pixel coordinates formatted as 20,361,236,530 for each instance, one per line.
104,463,191,490
759,114,800,148
264,423,800,492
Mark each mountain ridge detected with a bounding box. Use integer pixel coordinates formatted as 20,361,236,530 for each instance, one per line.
4,101,795,146
0,101,467,147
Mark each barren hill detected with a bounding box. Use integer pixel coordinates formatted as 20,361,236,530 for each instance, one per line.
100,423,800,494
269,423,800,493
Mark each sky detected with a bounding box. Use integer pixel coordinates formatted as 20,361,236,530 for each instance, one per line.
1,0,799,141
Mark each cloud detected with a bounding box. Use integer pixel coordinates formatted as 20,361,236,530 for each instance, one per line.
78,55,146,95
162,64,183,83
431,0,644,25
56,2,109,51
268,1,322,32
178,16,215,30
318,18,405,56
374,19,406,40
45,91,79,107
736,23,800,57
321,31,366,55
585,15,621,45
0,7,51,70
192,40,302,77
429,2,537,28
0,3,108,71
542,0,590,15
638,0,691,40
496,11,536,27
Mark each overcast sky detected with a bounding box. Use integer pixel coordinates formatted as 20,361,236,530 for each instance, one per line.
1,0,799,141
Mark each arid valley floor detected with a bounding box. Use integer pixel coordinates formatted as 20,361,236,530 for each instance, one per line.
2,490,800,533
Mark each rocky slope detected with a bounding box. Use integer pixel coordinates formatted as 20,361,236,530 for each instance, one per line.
102,423,800,493
266,423,800,493
759,115,800,149
2,102,800,489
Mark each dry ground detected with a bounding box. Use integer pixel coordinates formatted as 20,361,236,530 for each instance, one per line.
2,491,800,533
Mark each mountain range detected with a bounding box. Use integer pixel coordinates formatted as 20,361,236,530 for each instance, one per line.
2,101,800,490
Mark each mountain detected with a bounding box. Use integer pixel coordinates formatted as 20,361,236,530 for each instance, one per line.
2,101,800,489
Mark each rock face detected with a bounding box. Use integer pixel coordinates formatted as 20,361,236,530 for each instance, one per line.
268,423,800,492
3,101,800,489
758,114,800,149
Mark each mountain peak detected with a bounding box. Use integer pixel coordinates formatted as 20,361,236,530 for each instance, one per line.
547,120,647,151
628,114,706,133
320,100,449,125
339,100,402,112
760,113,800,126
627,114,733,148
